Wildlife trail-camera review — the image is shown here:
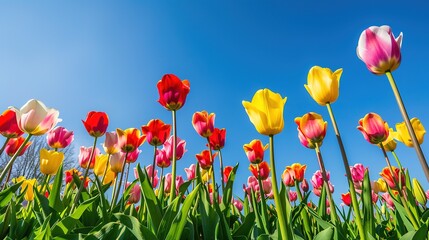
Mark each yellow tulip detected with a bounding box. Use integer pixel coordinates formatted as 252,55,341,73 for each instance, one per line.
394,118,425,147
242,89,287,136
103,169,116,185
201,169,211,183
305,66,342,106
21,178,37,201
380,128,397,151
412,178,427,205
94,154,109,176
40,148,64,175
372,178,387,193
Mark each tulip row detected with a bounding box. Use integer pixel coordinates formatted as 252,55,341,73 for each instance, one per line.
0,25,428,240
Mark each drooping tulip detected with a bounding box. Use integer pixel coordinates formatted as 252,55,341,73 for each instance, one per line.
208,128,226,150
249,161,270,180
295,112,327,147
46,126,74,149
0,109,24,138
286,163,307,182
394,118,425,147
305,66,342,106
116,128,146,153
157,74,190,111
12,99,61,136
243,139,268,164
5,136,32,157
163,135,187,161
78,146,100,169
357,112,390,145
40,148,64,175
192,111,215,138
242,89,287,136
357,25,402,75
196,149,218,170
141,119,171,146
184,164,196,180
103,131,120,154
82,111,109,137
380,166,404,190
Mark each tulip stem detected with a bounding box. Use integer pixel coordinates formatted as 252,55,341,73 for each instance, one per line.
256,164,270,234
169,110,177,203
2,162,13,191
326,103,366,240
71,136,98,213
295,180,312,239
0,137,11,157
218,149,225,192
124,163,130,191
151,146,157,186
385,71,429,181
111,151,129,211
207,137,218,205
268,135,292,240
391,151,406,177
0,134,32,186
315,143,339,224
101,154,111,184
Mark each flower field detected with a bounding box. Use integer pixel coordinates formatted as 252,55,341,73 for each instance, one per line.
0,25,428,240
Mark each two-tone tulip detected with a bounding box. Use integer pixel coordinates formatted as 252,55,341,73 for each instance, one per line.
5,136,32,157
286,163,307,182
192,111,215,138
103,131,120,154
295,112,327,147
46,126,74,149
117,128,145,153
157,74,190,111
380,166,404,190
78,146,100,169
249,161,270,180
243,139,268,164
0,109,24,138
357,113,389,145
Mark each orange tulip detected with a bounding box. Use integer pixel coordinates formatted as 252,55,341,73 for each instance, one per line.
116,128,146,153
243,139,268,164
141,119,171,146
286,163,307,182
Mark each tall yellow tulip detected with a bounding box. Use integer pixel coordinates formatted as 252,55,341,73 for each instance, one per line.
305,66,342,106
40,148,64,175
395,118,425,147
242,89,286,136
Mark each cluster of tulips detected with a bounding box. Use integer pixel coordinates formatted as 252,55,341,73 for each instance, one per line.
0,25,428,239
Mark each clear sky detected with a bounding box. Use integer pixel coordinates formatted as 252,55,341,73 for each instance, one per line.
1,1,428,202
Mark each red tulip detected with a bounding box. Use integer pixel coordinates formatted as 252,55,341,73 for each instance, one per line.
0,109,24,138
157,74,190,111
141,119,171,146
223,166,234,183
249,161,270,180
5,136,32,157
243,139,268,164
208,128,226,150
196,149,218,170
341,192,351,206
82,111,109,137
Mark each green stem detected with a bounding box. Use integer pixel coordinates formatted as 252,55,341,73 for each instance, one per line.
110,172,119,208
326,103,366,240
391,151,406,178
218,149,225,193
0,137,11,157
295,180,312,239
151,146,157,186
169,110,177,203
385,71,429,181
70,136,98,213
269,135,292,240
101,154,111,184
207,137,217,206
124,163,130,190
0,134,32,186
111,151,129,210
2,161,13,191
315,143,339,224
256,164,270,234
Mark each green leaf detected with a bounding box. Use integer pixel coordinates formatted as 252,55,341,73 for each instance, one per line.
362,170,375,236
198,189,218,240
214,200,233,240
49,164,64,212
222,164,239,211
114,213,158,240
0,182,22,208
0,204,12,238
136,164,162,231
34,214,52,240
166,184,201,240
313,227,334,240
157,197,181,239
307,208,334,230
232,211,255,238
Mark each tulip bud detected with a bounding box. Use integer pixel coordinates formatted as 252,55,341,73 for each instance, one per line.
412,178,427,206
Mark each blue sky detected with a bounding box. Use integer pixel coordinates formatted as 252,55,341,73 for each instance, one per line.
1,1,428,202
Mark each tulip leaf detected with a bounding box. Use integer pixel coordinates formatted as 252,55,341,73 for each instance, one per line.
0,181,22,208
199,187,219,240
136,164,162,231
214,199,233,240
0,204,12,238
222,163,239,211
165,183,200,240
49,164,64,212
307,207,334,230
391,193,414,233
232,211,255,238
399,224,428,240
157,196,180,239
362,170,375,236
313,227,334,240
34,214,52,240
114,213,158,240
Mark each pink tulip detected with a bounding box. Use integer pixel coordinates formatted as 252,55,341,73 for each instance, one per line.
426,189,429,200
156,149,171,168
184,164,196,180
164,173,184,194
126,148,141,163
47,126,74,149
262,177,272,195
78,146,100,169
350,164,366,183
103,131,120,154
372,191,379,204
301,179,309,192
282,168,295,187
126,182,141,204
357,25,402,75
145,165,159,188
311,170,334,197
381,192,395,210
232,198,243,211
192,111,215,138
164,135,187,161
288,190,298,202
357,113,390,145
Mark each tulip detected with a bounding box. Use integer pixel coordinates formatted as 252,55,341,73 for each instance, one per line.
412,178,427,205
380,166,404,190
110,152,126,173
65,169,80,184
426,189,429,201
381,192,396,210
233,198,243,211
297,130,316,149
78,146,100,169
157,73,190,111
46,126,74,149
184,164,196,180
80,176,90,188
196,149,218,170
0,109,24,138
394,118,425,147
192,111,215,138
155,149,170,168
5,136,32,157
295,112,327,147
163,135,186,161
372,178,388,193
12,99,61,136
126,182,141,204
286,163,307,182
102,170,116,185
243,139,268,164
357,112,390,145
301,179,309,192
126,148,141,163
262,177,273,195
311,170,334,197
350,164,366,183
249,161,270,180
223,166,233,183
341,192,351,206
304,66,342,106
281,168,295,187
20,178,37,201
357,25,402,75
94,154,109,176
288,190,298,202
380,128,397,152
208,128,226,150
103,131,120,154
40,148,64,175
201,169,212,183
164,173,184,194
82,111,109,137
117,128,146,153
141,119,171,146
371,191,379,204
242,88,287,136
